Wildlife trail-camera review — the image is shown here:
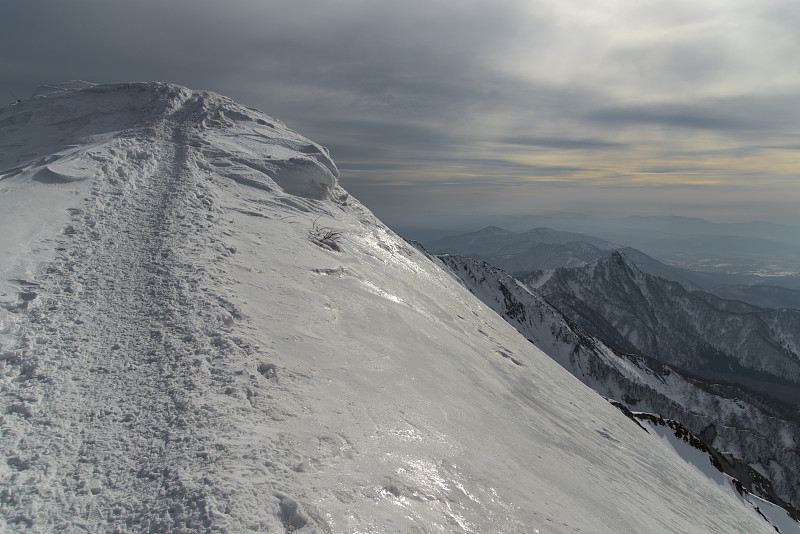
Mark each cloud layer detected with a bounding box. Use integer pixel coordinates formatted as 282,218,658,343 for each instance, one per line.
3,0,799,231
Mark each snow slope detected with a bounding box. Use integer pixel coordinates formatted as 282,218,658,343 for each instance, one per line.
0,82,779,532
436,252,800,515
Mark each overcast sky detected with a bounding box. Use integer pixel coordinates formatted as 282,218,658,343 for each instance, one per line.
3,0,800,233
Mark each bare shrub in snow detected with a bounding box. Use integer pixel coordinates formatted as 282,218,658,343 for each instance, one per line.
308,217,342,252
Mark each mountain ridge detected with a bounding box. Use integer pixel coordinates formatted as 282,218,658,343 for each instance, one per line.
0,82,784,532
423,225,781,292
525,251,800,390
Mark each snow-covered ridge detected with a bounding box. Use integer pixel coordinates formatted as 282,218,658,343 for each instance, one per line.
0,82,785,532
3,81,340,199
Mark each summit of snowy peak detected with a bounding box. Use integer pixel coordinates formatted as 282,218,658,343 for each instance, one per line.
535,240,800,400
1,81,341,202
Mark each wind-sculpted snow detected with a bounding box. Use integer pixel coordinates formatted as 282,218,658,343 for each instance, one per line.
0,82,783,532
437,253,800,514
0,81,340,202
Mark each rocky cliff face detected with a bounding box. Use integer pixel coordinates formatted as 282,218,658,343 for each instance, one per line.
437,252,800,511
524,251,800,391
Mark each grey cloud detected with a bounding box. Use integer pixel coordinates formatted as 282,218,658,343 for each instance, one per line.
611,38,737,88
1,1,264,100
343,174,582,190
762,144,800,151
636,166,716,174
336,162,417,172
309,118,458,166
240,2,528,114
451,158,588,177
500,136,627,151
586,94,800,137
586,105,751,132
338,154,590,180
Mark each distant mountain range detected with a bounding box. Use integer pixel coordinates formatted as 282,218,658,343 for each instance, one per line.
426,225,800,307
426,225,617,253
496,214,800,271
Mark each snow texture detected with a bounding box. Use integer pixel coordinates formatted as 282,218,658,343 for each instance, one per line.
0,82,782,532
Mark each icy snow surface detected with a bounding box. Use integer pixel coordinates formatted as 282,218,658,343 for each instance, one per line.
0,82,779,532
